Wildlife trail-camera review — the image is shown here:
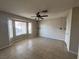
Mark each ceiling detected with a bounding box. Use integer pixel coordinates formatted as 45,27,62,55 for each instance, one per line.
0,0,79,19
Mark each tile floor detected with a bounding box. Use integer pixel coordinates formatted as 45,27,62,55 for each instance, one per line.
0,38,77,59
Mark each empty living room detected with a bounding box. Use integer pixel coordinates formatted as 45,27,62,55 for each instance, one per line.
0,0,79,59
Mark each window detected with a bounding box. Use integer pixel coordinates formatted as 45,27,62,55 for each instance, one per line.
8,20,13,39
15,21,27,36
28,22,32,34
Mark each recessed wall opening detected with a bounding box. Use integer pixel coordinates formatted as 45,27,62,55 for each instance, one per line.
8,19,33,42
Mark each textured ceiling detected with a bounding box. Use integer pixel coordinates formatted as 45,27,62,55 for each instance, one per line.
0,0,79,19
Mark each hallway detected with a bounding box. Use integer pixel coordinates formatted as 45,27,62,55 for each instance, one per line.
0,38,77,59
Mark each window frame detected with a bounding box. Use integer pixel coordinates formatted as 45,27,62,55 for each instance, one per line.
8,19,14,39
14,20,27,36
28,22,32,34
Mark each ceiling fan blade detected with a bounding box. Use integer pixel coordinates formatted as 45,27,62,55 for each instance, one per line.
31,10,48,20
31,16,36,17
40,15,48,17
41,10,48,13
39,17,44,19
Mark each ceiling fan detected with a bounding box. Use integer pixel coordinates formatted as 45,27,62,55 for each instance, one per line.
31,10,48,21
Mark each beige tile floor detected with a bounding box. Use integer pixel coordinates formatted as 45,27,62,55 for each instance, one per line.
0,38,77,59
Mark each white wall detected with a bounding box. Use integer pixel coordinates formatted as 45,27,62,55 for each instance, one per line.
65,9,72,51
0,13,9,49
65,8,79,55
39,18,66,41
69,7,79,55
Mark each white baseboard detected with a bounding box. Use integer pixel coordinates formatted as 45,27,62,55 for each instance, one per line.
69,50,78,56
0,40,21,50
0,45,10,50
0,38,26,50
